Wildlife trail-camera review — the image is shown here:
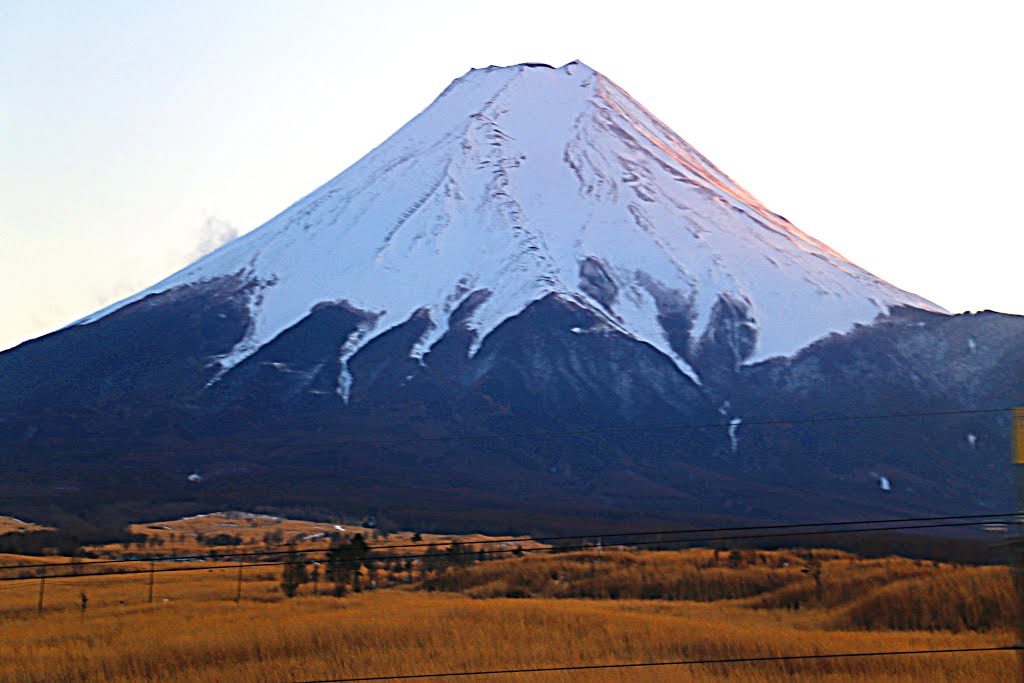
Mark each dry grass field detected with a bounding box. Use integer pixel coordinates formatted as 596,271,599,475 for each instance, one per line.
0,516,51,535
425,549,1016,633
100,511,548,558
0,540,1017,682
125,511,375,550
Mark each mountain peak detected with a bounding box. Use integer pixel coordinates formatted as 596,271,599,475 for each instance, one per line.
466,60,590,73
74,62,944,386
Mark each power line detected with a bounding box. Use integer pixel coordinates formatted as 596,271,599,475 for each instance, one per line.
332,511,1022,552
2,511,1016,574
287,646,1019,682
3,519,1013,582
320,518,1014,564
0,518,1013,584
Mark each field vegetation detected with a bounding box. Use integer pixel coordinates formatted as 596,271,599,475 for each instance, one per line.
0,533,1016,682
106,511,548,558
0,516,51,535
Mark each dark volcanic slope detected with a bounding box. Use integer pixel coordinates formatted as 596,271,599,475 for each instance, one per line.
1,283,1021,530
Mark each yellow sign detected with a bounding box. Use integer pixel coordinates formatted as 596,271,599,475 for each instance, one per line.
1015,408,1024,465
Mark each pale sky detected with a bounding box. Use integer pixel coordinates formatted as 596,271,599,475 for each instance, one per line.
1,0,1020,352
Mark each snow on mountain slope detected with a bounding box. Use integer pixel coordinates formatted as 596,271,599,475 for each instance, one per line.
76,61,944,386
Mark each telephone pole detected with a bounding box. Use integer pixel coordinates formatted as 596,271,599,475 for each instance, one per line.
1014,407,1024,680
147,560,155,604
36,569,45,615
235,561,244,604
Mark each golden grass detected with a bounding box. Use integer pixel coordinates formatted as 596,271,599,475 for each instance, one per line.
831,566,1015,632
110,511,546,558
0,516,52,535
0,584,1014,682
422,549,1016,630
0,548,1016,682
425,548,802,601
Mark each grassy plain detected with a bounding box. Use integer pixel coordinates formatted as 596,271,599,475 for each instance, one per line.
0,544,1016,682
108,511,548,557
0,516,51,535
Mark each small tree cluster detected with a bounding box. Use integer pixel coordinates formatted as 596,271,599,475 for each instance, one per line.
326,533,371,596
280,545,309,598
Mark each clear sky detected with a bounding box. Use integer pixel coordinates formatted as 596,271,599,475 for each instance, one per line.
1,0,1020,351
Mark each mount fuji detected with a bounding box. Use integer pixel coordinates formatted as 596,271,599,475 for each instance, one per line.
2,62,1020,531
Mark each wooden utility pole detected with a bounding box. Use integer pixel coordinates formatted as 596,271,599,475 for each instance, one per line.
1014,407,1024,681
36,570,45,615
235,562,244,603
147,560,155,603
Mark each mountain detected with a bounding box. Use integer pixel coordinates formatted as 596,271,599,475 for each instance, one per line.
75,61,943,385
2,61,1020,532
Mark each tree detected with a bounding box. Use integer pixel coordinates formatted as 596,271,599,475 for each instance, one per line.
311,564,321,596
419,544,444,577
444,542,476,568
350,534,370,591
280,545,309,598
326,533,371,596
727,550,744,568
445,541,464,568
326,542,352,596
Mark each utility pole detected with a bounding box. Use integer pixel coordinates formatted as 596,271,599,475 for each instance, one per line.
147,560,155,604
1014,407,1024,681
36,569,45,615
235,561,244,604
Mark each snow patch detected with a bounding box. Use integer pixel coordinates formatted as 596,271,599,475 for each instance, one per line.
337,321,376,404
728,417,742,453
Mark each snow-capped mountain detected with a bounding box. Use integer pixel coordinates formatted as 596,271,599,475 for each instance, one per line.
76,61,940,389
3,61,1019,532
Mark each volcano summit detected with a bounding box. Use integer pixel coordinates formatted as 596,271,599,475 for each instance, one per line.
78,61,941,385
2,62,1019,530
